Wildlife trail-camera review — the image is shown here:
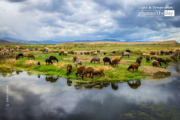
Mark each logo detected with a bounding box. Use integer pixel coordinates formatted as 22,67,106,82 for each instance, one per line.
137,2,175,17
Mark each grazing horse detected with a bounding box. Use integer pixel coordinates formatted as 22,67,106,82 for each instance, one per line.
49,56,58,62
74,60,85,68
45,59,53,65
152,60,161,67
28,54,35,59
16,55,20,60
18,53,23,58
160,50,164,55
103,57,111,65
122,52,130,58
67,64,72,76
126,50,131,53
90,57,100,63
97,50,100,53
111,51,116,53
157,58,166,66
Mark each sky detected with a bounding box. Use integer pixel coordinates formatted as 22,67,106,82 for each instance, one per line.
0,0,180,42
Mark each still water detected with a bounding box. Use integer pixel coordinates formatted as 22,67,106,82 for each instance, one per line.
0,62,180,120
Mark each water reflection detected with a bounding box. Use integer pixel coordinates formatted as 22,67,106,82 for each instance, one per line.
0,62,180,119
45,76,59,83
67,78,72,86
0,67,14,77
111,83,118,90
38,74,41,78
127,80,141,89
172,62,180,73
73,81,120,91
15,70,23,75
27,71,34,76
94,82,104,90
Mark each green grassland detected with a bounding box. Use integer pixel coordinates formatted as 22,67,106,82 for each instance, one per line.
0,43,178,81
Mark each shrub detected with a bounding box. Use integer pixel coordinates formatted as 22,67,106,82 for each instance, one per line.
5,44,11,47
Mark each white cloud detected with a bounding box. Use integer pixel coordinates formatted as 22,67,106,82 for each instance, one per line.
0,0,179,42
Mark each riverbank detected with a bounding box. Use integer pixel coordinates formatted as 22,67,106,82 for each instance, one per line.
0,51,172,81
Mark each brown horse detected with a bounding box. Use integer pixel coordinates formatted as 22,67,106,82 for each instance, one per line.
28,54,35,59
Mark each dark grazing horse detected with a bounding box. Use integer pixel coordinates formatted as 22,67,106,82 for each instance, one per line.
45,59,53,65
18,53,23,58
49,56,58,62
67,64,72,76
16,55,20,60
103,57,111,65
157,58,166,66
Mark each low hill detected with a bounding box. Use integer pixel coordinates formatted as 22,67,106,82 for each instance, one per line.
57,40,178,45
0,39,24,45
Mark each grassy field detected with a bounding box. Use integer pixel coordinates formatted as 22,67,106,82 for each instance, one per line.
0,43,179,81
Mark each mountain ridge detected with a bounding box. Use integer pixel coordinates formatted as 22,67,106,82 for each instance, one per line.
0,37,179,45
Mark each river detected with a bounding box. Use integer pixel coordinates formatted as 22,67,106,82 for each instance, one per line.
0,62,180,120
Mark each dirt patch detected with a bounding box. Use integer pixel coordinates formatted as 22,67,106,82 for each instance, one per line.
23,60,37,65
63,58,72,61
139,66,171,78
22,60,38,68
54,62,67,69
5,59,17,65
119,60,129,65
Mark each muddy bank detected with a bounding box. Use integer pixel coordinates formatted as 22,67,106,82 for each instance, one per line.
139,66,171,78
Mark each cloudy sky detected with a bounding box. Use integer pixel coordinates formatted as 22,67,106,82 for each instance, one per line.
0,0,180,42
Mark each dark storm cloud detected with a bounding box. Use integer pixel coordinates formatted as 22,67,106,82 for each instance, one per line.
1,0,180,41
20,0,74,16
93,0,180,30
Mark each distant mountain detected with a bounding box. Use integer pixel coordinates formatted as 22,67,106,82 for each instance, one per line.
0,37,145,44
0,39,24,45
0,37,62,44
0,37,179,45
73,39,121,42
59,40,178,45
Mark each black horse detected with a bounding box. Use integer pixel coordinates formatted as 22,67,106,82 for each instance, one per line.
157,58,166,66
49,56,58,62
18,53,23,58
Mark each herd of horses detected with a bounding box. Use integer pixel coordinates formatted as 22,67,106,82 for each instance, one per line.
15,49,173,79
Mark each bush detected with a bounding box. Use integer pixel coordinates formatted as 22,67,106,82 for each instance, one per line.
5,44,11,47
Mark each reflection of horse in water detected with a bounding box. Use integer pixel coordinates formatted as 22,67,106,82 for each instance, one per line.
127,80,141,89
38,74,41,78
46,76,59,83
104,83,110,87
74,83,83,90
111,83,118,90
27,71,34,76
67,78,72,86
16,70,23,75
94,82,104,90
73,82,105,90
